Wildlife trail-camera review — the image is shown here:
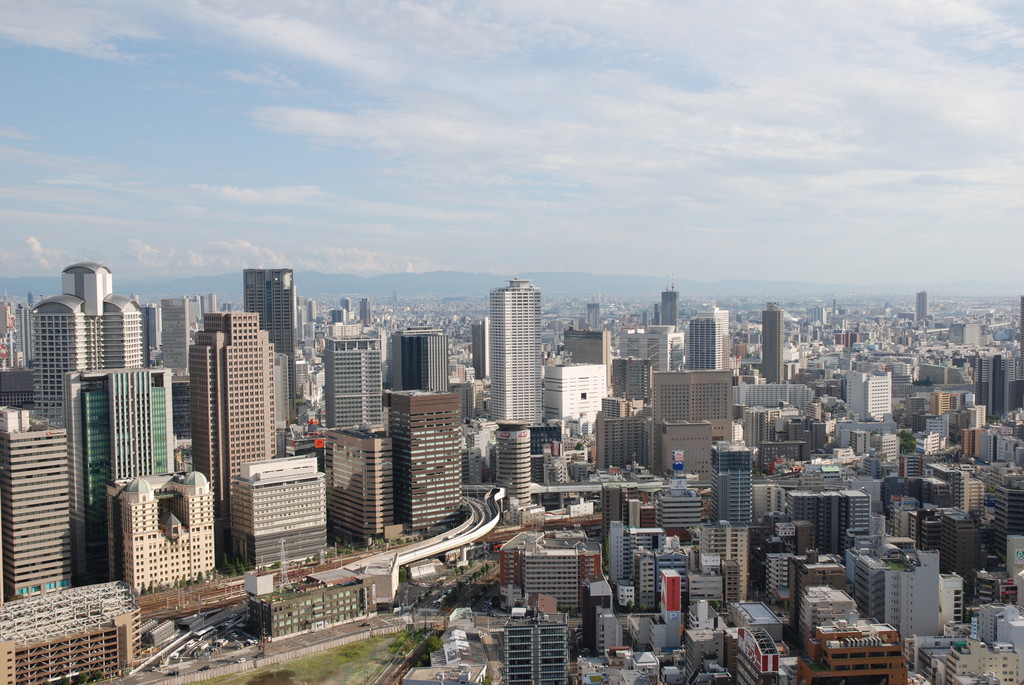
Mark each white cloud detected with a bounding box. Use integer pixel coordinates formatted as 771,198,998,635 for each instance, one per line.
0,2,158,59
24,235,65,272
221,66,300,90
190,184,326,205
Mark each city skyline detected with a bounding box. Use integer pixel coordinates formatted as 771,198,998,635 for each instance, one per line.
4,3,1024,283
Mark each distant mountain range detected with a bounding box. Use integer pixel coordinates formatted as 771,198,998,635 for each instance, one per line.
1,270,1019,301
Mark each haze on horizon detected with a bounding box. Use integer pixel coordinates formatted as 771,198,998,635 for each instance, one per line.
2,1,1024,284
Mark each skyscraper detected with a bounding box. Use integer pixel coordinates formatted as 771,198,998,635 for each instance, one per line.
915,291,928,322
0,407,71,600
65,368,174,580
661,287,679,329
586,302,601,331
471,318,490,380
495,421,531,505
489,279,541,422
686,307,730,370
323,428,394,545
160,297,189,372
244,269,297,400
31,263,143,426
391,327,449,392
359,298,372,326
711,442,753,525
388,391,462,532
762,302,784,384
323,337,383,429
190,312,276,528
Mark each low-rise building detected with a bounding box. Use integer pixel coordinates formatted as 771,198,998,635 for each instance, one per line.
796,620,906,685
247,569,373,640
499,531,601,612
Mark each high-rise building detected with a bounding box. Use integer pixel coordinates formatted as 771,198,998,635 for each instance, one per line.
661,287,679,329
0,407,71,600
388,391,462,532
138,303,159,367
230,457,326,565
496,421,532,505
391,327,449,392
359,298,372,326
65,368,174,580
973,354,1023,416
159,297,189,372
471,318,490,380
686,307,730,371
31,263,143,426
190,312,276,527
244,269,297,401
1020,295,1023,354
586,302,601,331
323,337,383,430
489,279,541,422
916,290,928,322
107,472,214,591
845,371,892,420
700,521,750,601
761,302,784,384
711,442,753,525
650,369,732,476
563,329,612,383
503,611,569,685
611,357,653,402
619,326,685,372
542,364,607,427
499,530,602,611
323,428,395,545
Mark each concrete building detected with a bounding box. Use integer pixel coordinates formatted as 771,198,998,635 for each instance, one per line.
190,312,276,529
248,570,372,640
496,422,532,506
562,329,611,389
608,521,666,583
620,326,685,372
700,521,750,601
388,391,462,532
651,369,731,476
585,302,601,331
800,586,858,650
323,337,384,430
0,407,71,599
0,582,138,685
108,472,215,591
796,620,906,685
159,297,189,372
788,552,848,647
244,268,298,400
499,531,602,611
916,290,928,322
596,398,649,469
686,308,730,371
230,457,326,566
611,357,653,402
65,367,174,580
392,327,449,393
846,371,892,420
490,278,542,423
661,287,679,329
786,490,871,555
31,262,143,426
761,303,784,384
503,611,569,685
323,428,396,545
542,364,607,429
471,318,489,380
734,382,814,409
711,441,753,525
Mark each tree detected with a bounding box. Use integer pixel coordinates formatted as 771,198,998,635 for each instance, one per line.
898,430,917,454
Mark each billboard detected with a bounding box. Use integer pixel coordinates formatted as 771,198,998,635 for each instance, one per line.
738,628,779,673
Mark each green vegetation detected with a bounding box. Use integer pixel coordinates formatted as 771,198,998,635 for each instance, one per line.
205,635,395,685
898,430,917,454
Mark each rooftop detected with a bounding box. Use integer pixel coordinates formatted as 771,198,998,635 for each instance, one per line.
0,582,137,646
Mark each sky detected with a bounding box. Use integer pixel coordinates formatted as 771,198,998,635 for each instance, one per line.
2,1,1024,283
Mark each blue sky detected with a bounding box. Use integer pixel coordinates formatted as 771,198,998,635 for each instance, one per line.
2,1,1024,282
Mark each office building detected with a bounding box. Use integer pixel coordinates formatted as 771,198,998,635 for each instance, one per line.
993,486,1024,556
230,457,326,565
31,262,143,426
503,611,569,685
160,297,189,372
850,547,941,639
761,303,784,384
323,428,395,545
0,369,33,407
563,329,611,386
939,508,981,577
788,552,847,645
786,490,871,555
107,472,215,591
797,620,906,685
596,398,649,469
64,368,174,580
247,569,372,640
499,530,601,611
974,354,1023,416
489,279,541,422
496,421,532,505
0,582,138,685
711,442,753,525
0,408,71,600
392,327,449,392
388,391,462,532
190,312,276,525
586,302,601,331
471,318,489,379
620,326,685,372
686,307,730,371
542,364,606,428
611,357,653,402
244,269,298,400
651,369,732,476
700,521,750,602
661,287,679,329
846,371,892,420
359,297,372,326
323,337,383,430
916,290,928,322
